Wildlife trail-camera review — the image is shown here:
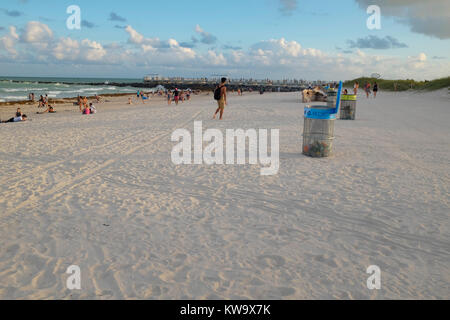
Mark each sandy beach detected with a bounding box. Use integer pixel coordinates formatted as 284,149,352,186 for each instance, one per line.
0,90,449,300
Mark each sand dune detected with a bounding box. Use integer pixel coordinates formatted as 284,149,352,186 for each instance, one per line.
0,90,449,299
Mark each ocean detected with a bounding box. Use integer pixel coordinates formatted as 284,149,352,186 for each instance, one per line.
0,77,148,102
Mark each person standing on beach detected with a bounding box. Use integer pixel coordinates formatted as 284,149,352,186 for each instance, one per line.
77,96,82,111
174,88,180,105
180,90,185,103
354,82,359,95
213,77,227,120
365,82,371,98
373,82,378,98
167,91,172,105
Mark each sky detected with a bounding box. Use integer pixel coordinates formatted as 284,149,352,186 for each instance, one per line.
0,0,449,80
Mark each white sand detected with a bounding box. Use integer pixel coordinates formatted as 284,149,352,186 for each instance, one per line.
0,90,449,300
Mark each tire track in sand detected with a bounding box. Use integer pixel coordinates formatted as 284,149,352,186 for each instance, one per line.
0,110,185,188
0,109,203,223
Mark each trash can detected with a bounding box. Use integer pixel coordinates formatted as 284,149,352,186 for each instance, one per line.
326,89,337,109
340,94,357,120
302,106,336,158
302,81,342,158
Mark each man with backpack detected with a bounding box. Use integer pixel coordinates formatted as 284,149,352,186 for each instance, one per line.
213,77,227,120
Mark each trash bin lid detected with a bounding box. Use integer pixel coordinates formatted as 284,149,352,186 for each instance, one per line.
341,94,357,101
304,106,337,120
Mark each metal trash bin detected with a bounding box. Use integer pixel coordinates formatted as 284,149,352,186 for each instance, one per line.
340,94,357,120
303,106,336,158
327,89,337,109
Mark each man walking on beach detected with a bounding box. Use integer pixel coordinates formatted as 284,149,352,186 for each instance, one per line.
213,77,227,120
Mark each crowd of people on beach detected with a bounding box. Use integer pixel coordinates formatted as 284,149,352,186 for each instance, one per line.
166,88,193,106
130,89,197,106
353,81,379,98
3,81,247,124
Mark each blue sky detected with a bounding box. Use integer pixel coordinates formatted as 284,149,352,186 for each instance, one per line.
0,0,449,80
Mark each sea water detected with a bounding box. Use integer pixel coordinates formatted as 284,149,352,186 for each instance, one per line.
0,77,153,102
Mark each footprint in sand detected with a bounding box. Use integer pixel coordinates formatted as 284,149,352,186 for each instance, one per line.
0,244,20,262
257,255,286,268
33,269,57,289
313,254,338,268
170,253,188,268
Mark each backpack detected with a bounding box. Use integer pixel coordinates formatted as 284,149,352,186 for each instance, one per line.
214,86,222,101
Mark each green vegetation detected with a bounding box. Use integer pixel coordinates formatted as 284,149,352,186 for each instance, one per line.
344,77,450,91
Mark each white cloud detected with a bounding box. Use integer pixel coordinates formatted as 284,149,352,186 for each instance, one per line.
53,37,79,60
0,26,19,56
125,25,144,44
417,52,427,62
194,24,217,45
21,21,53,43
80,39,106,61
53,38,106,62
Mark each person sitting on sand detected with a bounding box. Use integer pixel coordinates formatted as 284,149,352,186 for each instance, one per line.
128,97,133,105
82,104,90,115
89,103,97,114
37,105,56,114
2,114,27,123
140,92,147,104
38,95,45,108
16,108,23,117
95,95,101,103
